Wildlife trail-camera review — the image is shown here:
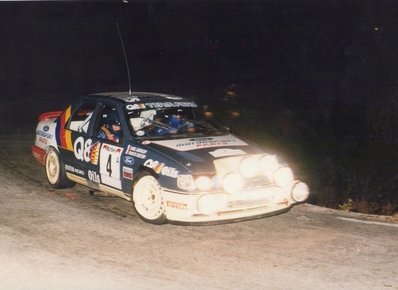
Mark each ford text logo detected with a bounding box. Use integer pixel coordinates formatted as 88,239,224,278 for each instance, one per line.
123,156,135,166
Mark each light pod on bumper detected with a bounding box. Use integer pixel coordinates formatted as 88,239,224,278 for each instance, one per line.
273,166,294,187
239,156,260,178
259,155,279,179
291,182,310,202
195,176,213,191
222,172,245,194
259,154,294,187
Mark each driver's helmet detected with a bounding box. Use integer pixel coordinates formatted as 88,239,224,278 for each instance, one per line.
107,111,120,125
107,111,121,133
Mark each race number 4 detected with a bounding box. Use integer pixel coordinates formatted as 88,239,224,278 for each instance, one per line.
99,144,123,189
106,155,112,176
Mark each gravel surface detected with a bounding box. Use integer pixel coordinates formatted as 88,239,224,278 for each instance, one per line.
0,128,397,290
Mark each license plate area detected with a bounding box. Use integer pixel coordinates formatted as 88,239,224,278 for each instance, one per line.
226,188,279,208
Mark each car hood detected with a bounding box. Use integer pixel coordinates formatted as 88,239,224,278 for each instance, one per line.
142,134,262,173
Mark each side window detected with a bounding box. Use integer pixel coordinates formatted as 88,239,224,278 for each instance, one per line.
96,105,123,144
67,102,96,133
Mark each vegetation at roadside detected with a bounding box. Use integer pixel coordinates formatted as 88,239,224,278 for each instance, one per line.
209,83,398,216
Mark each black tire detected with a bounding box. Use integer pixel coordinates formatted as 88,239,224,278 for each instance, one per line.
45,147,75,189
132,172,167,225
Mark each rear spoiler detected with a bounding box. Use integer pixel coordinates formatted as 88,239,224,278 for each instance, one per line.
38,111,63,122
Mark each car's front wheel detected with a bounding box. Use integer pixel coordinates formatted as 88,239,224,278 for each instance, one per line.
132,172,167,224
45,147,75,189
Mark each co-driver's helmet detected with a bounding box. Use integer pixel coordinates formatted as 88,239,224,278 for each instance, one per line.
168,109,184,129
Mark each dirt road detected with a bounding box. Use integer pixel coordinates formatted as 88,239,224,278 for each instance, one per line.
0,131,397,290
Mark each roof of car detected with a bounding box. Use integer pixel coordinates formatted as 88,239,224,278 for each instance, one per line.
89,91,186,103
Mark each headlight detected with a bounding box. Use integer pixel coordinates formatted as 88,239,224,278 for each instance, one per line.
222,172,245,194
178,175,214,191
291,182,309,202
177,175,195,190
239,156,259,178
195,176,213,191
273,167,294,187
259,155,279,179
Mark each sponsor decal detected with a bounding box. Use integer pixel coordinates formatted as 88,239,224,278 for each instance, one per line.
89,141,100,165
189,137,213,141
74,138,103,165
144,159,179,178
103,144,122,153
143,102,197,109
122,166,133,180
151,135,248,152
166,201,188,210
38,136,48,144
74,137,93,163
126,145,147,159
209,148,246,158
36,130,53,139
123,155,135,165
126,103,146,110
65,164,85,176
88,170,100,183
43,125,49,132
124,97,141,102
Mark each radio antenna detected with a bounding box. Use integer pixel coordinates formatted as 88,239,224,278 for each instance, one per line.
116,22,132,95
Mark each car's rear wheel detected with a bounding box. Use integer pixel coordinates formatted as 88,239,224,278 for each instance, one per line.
132,172,167,224
45,147,75,189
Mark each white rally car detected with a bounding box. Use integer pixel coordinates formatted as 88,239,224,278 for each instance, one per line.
32,92,309,224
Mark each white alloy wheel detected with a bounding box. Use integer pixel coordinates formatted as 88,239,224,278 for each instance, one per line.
133,173,166,224
45,148,74,189
46,149,61,185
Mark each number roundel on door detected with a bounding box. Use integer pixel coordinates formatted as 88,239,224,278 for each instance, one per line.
99,143,124,189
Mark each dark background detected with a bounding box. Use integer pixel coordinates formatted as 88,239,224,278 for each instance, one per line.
1,1,397,214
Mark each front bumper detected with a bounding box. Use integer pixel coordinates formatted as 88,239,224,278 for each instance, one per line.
162,182,307,224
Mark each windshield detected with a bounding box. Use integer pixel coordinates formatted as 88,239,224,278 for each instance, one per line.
126,107,228,139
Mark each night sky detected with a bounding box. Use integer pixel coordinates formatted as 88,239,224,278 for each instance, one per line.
2,0,397,103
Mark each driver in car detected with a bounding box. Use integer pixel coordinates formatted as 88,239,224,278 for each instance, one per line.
98,111,123,143
155,110,195,136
